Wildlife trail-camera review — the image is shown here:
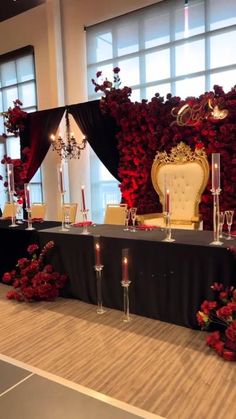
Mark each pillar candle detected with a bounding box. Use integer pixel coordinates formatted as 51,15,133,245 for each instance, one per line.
122,256,129,282
95,243,101,266
24,184,31,209
58,164,65,194
7,164,15,193
165,189,170,213
81,185,86,211
212,153,220,191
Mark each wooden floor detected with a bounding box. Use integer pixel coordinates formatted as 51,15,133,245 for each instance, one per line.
0,284,235,419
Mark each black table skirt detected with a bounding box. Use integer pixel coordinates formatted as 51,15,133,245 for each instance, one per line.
0,220,60,279
36,225,236,329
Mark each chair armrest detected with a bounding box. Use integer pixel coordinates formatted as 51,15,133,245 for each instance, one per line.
137,212,163,224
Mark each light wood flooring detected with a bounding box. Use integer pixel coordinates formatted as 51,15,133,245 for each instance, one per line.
0,284,235,419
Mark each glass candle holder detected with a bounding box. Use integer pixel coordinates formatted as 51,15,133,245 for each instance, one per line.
210,190,222,246
162,212,175,242
80,209,90,235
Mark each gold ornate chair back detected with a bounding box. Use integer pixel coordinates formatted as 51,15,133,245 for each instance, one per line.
150,142,209,229
104,203,127,225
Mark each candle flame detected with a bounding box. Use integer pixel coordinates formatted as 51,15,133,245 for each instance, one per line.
95,243,100,251
123,257,128,265
50,134,55,141
214,163,218,169
81,185,85,190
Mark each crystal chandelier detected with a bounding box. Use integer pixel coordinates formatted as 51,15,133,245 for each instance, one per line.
50,110,86,159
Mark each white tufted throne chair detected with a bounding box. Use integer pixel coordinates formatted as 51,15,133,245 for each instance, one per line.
140,142,209,230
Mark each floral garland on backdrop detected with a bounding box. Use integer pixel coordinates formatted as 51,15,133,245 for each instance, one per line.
93,69,236,230
2,241,67,302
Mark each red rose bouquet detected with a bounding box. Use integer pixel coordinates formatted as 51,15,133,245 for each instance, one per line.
197,282,236,361
2,241,67,302
0,147,30,199
2,99,28,137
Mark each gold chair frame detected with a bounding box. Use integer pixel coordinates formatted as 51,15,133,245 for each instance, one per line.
141,142,209,229
104,203,128,225
58,203,78,223
2,202,17,218
31,203,47,219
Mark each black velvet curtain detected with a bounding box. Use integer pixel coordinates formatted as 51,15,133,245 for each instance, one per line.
68,100,120,181
19,100,120,183
20,107,65,181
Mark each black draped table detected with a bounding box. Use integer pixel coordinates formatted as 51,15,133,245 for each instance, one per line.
0,219,60,279
35,224,236,329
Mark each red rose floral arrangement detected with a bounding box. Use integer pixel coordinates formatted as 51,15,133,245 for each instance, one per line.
197,282,236,361
93,70,236,230
0,147,30,199
2,241,67,302
2,99,28,137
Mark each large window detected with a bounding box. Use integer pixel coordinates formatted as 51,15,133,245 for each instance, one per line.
86,0,236,222
0,46,41,211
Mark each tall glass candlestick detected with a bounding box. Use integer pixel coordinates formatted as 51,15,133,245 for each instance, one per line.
210,153,222,245
162,212,175,242
211,153,220,192
24,183,34,230
7,164,15,193
80,209,90,234
57,163,66,195
94,236,105,314
57,163,68,231
121,248,131,322
81,185,86,211
210,190,222,246
7,164,18,227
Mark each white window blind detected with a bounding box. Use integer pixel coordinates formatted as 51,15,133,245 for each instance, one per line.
86,0,236,222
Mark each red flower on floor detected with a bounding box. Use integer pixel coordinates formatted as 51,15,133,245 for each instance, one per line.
197,282,236,361
2,241,67,302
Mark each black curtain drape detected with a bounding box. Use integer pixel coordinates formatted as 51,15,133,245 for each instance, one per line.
18,100,120,182
68,100,120,181
20,107,65,181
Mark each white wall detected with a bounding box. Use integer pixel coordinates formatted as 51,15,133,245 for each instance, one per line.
0,0,160,220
